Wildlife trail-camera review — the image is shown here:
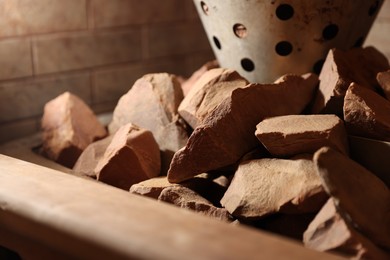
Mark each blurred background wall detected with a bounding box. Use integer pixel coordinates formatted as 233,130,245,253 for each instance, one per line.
0,0,389,144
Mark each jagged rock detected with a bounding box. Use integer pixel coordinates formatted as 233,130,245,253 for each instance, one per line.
130,173,227,207
255,114,348,157
304,199,390,259
311,47,389,115
178,68,249,128
314,147,390,249
168,73,318,183
41,92,107,168
181,60,219,96
158,185,232,222
109,73,188,174
95,123,160,190
129,176,172,199
220,157,327,219
73,135,113,179
344,83,390,141
377,70,390,100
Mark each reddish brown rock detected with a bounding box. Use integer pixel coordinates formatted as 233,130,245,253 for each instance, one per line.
178,68,249,128
130,173,228,208
304,199,390,259
181,60,219,96
255,114,348,157
41,92,107,168
108,73,188,174
220,157,327,219
168,73,318,183
95,123,161,190
129,176,172,199
158,185,232,222
311,47,389,115
344,83,390,141
73,135,113,179
377,70,390,100
314,147,390,249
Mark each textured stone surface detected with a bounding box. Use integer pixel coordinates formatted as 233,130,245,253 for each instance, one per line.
311,47,389,115
95,123,160,190
344,83,390,141
304,199,390,259
73,135,113,179
255,115,348,157
158,185,232,222
41,92,107,168
178,68,249,128
314,147,390,249
109,73,188,174
168,73,318,183
130,173,228,207
220,157,327,219
129,176,172,199
377,70,390,100
180,60,219,97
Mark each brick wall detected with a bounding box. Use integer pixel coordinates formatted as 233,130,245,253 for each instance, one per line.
0,0,389,144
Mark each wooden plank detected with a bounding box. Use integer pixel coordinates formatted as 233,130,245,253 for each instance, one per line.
0,155,343,259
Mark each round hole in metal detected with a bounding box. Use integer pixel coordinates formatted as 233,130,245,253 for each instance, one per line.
233,24,247,38
276,4,294,20
200,1,209,15
241,58,255,72
322,24,339,40
275,41,293,56
213,36,222,50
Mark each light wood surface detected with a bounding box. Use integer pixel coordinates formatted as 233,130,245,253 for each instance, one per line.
0,154,344,259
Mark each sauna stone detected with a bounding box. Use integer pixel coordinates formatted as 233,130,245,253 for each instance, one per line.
314,147,390,249
41,92,107,168
158,185,232,222
178,68,249,128
168,73,318,183
181,60,219,96
220,157,326,219
109,73,188,174
255,114,348,157
304,199,390,259
73,135,113,179
311,47,389,115
344,82,390,141
95,123,161,190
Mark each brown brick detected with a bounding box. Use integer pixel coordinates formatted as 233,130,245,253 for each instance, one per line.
91,0,186,28
0,118,39,144
0,73,91,123
0,0,87,38
148,21,210,58
33,30,142,74
0,38,32,80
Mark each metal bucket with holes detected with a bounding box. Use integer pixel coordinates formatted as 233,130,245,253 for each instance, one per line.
194,0,384,83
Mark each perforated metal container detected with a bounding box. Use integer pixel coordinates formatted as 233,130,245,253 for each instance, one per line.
194,0,384,83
